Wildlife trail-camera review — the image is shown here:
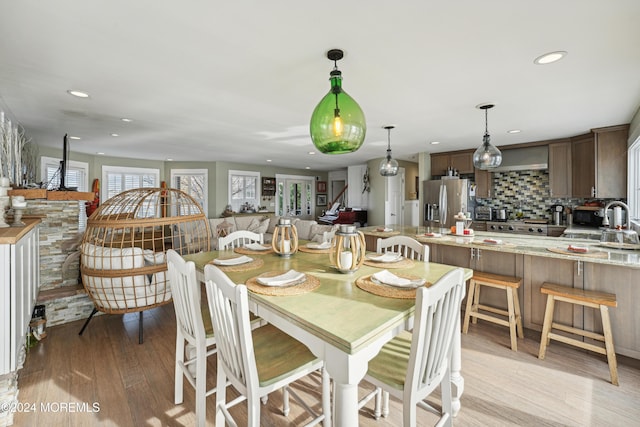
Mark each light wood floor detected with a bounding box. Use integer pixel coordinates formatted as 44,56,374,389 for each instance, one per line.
13,303,640,426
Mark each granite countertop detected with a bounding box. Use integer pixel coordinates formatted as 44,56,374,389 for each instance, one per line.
367,225,640,269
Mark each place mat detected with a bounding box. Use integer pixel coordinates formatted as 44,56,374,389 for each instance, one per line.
363,257,415,269
547,247,608,258
475,241,518,248
298,245,333,254
234,245,274,255
246,272,320,296
208,257,264,272
356,274,430,299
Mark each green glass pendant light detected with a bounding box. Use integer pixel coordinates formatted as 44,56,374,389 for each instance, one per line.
310,49,366,154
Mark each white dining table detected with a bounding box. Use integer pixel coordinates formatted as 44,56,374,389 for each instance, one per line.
187,249,472,426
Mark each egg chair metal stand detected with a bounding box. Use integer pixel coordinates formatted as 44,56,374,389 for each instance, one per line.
78,188,211,343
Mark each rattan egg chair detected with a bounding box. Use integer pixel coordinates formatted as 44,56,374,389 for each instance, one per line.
79,187,211,343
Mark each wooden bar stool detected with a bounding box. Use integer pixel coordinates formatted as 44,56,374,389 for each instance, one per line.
462,271,524,351
538,282,618,385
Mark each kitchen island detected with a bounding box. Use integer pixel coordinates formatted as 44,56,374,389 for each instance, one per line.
361,225,640,360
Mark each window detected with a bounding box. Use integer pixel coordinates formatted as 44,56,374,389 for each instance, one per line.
228,170,259,212
628,137,640,222
41,156,89,230
171,169,208,216
101,166,159,202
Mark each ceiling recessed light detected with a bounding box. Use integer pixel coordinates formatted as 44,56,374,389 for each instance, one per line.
97,152,105,155
266,159,272,162
305,166,311,169
507,129,521,134
534,51,567,65
67,90,90,98
69,136,81,140
110,133,119,137
121,118,133,122
166,158,173,161
430,141,441,145
308,151,316,155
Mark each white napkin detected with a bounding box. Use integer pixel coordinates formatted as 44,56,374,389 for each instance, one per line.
367,252,402,263
245,243,269,251
376,227,393,232
257,270,306,287
213,255,253,266
371,270,425,288
306,241,332,249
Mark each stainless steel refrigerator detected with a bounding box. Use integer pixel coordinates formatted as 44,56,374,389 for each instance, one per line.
423,177,471,229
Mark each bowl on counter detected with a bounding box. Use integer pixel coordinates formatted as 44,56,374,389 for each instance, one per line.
599,228,640,249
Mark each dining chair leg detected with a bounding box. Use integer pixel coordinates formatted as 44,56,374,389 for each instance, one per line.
382,390,390,418
322,368,331,427
174,333,184,404
283,386,291,416
440,364,453,427
215,369,227,427
195,344,207,427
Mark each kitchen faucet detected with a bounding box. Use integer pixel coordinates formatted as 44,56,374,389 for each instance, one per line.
600,201,630,229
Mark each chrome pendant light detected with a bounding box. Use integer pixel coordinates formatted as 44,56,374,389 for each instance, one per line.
472,104,502,170
379,125,399,176
310,49,367,154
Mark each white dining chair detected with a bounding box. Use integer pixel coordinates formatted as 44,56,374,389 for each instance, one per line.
218,230,264,250
377,235,429,262
203,264,330,427
360,267,466,426
166,249,218,427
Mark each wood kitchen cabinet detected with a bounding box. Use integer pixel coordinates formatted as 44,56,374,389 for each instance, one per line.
474,168,492,198
571,125,628,199
548,140,572,198
430,151,474,177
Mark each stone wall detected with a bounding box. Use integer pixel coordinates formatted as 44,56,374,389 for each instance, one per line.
26,200,82,291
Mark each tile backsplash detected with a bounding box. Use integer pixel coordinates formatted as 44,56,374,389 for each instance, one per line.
475,170,594,221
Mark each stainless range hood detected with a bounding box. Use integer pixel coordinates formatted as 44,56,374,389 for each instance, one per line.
491,145,548,172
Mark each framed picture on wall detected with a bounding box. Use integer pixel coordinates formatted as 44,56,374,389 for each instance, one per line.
317,181,327,193
316,194,327,206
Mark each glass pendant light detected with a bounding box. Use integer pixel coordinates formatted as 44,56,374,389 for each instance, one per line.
473,104,502,170
379,125,399,176
310,49,366,154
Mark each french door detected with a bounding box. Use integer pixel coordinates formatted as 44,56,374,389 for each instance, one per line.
277,175,314,219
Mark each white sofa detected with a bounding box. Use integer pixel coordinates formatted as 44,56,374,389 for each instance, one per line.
208,215,338,250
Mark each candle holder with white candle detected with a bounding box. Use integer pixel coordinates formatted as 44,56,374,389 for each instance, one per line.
11,195,26,227
271,218,298,257
0,196,9,228
330,224,366,273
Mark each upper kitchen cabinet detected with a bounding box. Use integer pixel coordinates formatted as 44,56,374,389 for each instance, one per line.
571,125,628,199
430,151,474,177
474,168,492,198
548,140,572,198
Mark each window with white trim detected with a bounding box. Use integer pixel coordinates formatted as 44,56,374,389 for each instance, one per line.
101,166,160,202
41,156,89,230
171,169,208,216
628,137,640,222
228,170,259,212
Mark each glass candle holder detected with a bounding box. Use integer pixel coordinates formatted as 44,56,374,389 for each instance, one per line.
271,218,298,257
329,224,366,273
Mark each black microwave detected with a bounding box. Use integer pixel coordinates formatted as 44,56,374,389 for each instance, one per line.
572,206,604,227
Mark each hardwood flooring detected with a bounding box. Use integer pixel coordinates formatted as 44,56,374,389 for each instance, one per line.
13,304,640,426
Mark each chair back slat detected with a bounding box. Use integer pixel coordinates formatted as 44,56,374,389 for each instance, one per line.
166,250,206,343
204,264,259,395
407,268,465,394
377,235,429,262
218,230,264,250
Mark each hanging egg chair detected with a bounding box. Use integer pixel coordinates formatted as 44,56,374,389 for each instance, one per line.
79,188,211,342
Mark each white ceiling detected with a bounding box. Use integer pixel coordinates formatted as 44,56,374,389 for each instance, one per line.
1,1,639,171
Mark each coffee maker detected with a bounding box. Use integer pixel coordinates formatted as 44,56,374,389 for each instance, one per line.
551,204,564,225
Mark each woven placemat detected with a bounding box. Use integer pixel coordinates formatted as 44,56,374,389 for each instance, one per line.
246,272,320,296
208,257,264,272
298,246,333,254
356,274,430,299
234,245,274,255
547,247,608,258
363,257,415,269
